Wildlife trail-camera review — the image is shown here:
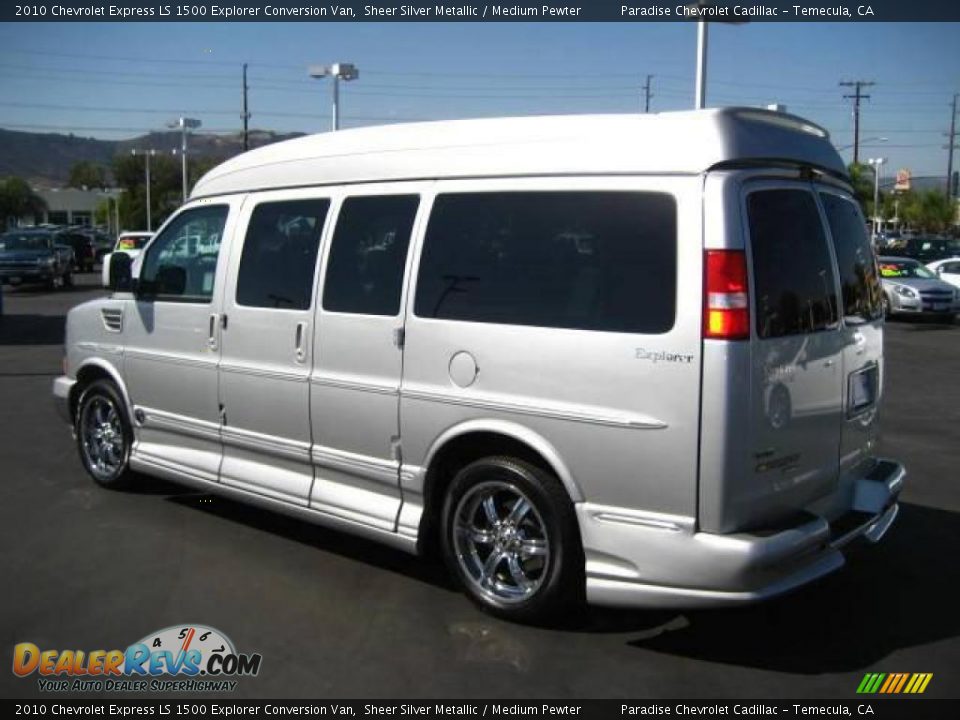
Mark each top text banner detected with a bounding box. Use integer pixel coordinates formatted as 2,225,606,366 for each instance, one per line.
5,1,960,22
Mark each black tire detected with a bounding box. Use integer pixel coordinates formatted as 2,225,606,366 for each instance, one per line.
63,271,73,288
75,379,135,489
441,456,584,623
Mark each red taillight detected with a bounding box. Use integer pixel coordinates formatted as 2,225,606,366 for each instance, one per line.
704,249,750,340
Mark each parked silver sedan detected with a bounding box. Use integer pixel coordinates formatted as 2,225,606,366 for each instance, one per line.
878,256,960,320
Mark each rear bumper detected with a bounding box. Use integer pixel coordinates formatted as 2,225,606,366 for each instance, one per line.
580,459,905,609
53,375,76,426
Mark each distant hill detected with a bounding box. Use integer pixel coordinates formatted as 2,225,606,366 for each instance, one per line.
0,128,305,187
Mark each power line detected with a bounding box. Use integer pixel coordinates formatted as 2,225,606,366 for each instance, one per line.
0,57,954,105
0,62,240,82
0,123,242,134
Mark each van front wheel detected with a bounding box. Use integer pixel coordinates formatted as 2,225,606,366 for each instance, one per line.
76,379,134,489
441,456,584,622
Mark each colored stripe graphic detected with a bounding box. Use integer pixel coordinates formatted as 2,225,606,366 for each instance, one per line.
911,673,933,693
858,672,932,694
892,673,910,693
869,673,886,693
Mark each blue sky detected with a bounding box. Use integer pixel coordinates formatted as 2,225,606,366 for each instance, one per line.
0,21,957,177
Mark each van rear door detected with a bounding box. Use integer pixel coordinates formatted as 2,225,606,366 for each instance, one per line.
743,183,845,527
816,188,885,501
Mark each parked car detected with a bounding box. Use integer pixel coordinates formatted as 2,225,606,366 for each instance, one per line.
77,228,115,264
883,236,960,264
57,231,99,272
0,229,75,289
926,257,960,291
54,109,905,621
100,231,153,287
878,256,959,320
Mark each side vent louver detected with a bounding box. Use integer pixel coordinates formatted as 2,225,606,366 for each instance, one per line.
101,308,123,333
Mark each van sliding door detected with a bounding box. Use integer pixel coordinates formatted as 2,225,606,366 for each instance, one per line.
308,187,426,531
217,193,330,505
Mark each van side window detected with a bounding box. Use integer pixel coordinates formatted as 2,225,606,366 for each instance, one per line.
322,195,419,316
236,199,330,310
414,192,677,334
819,193,883,322
748,190,839,339
138,205,228,302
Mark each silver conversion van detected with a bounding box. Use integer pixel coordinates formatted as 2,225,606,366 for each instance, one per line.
54,109,904,621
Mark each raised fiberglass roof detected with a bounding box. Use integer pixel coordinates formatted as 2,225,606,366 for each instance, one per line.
190,107,846,199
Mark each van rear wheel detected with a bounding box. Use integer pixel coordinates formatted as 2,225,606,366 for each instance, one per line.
441,456,584,622
76,379,134,489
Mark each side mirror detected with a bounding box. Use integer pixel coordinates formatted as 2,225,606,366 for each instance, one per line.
109,251,134,293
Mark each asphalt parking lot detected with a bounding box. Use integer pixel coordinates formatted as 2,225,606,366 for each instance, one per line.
0,274,957,700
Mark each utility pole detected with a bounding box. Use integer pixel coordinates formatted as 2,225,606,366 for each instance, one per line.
242,63,250,152
840,80,875,165
642,74,653,113
945,93,958,199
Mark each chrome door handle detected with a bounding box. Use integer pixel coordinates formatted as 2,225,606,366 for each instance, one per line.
208,314,218,350
295,322,307,363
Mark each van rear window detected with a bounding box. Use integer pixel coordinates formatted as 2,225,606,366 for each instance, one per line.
747,189,838,339
414,191,676,334
819,193,883,322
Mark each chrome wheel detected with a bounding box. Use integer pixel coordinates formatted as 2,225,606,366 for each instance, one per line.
452,481,550,605
80,394,126,481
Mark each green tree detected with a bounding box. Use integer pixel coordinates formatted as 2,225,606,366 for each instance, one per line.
847,162,875,211
899,190,955,233
112,153,223,230
68,161,109,190
0,177,47,227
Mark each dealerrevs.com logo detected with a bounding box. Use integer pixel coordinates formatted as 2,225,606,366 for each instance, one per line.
12,624,262,692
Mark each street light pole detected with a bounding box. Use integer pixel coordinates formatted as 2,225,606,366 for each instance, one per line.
168,117,201,203
332,71,340,131
685,2,745,110
309,63,359,131
130,149,156,231
695,20,708,110
868,157,887,237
